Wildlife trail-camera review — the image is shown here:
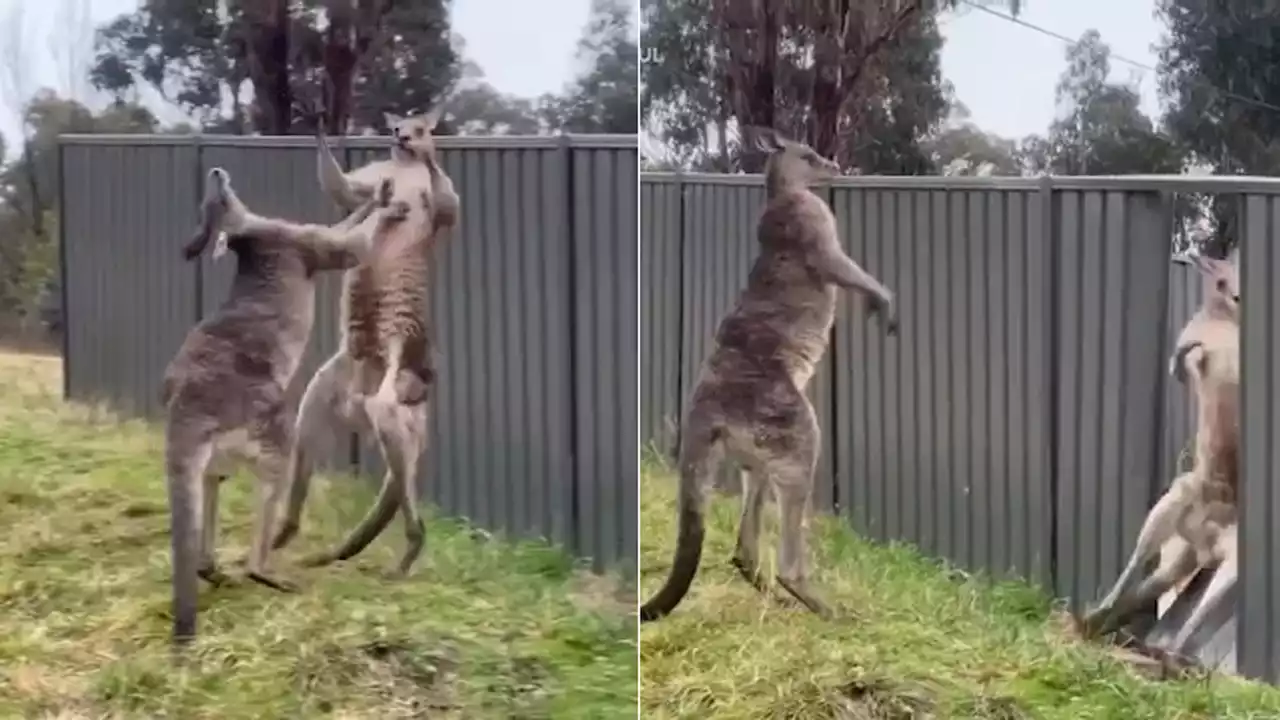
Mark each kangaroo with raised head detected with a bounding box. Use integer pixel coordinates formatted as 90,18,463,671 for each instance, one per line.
640,127,897,623
271,109,459,578
317,109,459,242
163,167,406,644
1079,254,1240,648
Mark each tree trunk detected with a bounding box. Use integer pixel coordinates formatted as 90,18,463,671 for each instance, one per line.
810,1,847,160
813,0,922,167
730,0,775,173
323,3,356,134
244,0,293,134
321,0,389,134
750,0,776,131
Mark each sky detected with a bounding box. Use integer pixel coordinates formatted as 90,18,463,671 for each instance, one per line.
0,0,1166,150
940,0,1164,140
0,0,591,154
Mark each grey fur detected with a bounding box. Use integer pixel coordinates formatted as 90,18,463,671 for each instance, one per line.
162,167,404,645
271,114,459,578
640,127,896,623
1078,255,1240,655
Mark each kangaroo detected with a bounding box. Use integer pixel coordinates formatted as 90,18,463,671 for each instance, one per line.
1079,254,1240,647
163,167,406,644
639,127,897,623
271,109,459,578
316,109,459,242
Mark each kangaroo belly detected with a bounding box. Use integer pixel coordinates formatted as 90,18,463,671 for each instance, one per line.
342,230,432,369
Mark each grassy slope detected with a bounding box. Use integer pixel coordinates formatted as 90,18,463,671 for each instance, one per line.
639,458,1280,719
0,352,636,719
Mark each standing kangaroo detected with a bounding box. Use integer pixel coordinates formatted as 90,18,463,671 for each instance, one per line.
1079,254,1240,651
640,128,897,623
163,167,404,644
271,109,459,577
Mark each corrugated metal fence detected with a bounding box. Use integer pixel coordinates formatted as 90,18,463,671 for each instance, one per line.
639,172,1280,681
58,134,637,573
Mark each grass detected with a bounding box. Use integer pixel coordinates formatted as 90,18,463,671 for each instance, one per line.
0,351,636,719
639,454,1280,719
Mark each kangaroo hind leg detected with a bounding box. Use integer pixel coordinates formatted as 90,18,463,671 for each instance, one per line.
165,420,216,645
732,468,772,595
196,446,240,587
274,351,356,551
300,394,404,569
768,394,832,619
244,413,300,593
1081,472,1199,637
378,399,430,578
1169,526,1238,657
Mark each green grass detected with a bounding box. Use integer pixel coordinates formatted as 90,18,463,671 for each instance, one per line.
0,352,636,719
639,453,1280,719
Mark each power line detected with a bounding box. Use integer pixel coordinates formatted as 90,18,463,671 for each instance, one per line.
957,0,1280,115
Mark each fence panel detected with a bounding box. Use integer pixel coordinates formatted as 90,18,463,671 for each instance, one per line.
638,175,1253,601
1161,260,1204,482
60,134,636,571
1239,193,1280,682
571,141,639,569
1051,190,1172,610
640,178,683,455
831,186,1053,585
61,141,199,419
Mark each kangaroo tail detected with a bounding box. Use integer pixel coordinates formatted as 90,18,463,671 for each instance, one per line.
640,430,720,622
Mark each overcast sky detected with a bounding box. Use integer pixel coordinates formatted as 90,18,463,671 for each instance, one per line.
940,0,1163,140
0,0,591,151
0,0,1165,150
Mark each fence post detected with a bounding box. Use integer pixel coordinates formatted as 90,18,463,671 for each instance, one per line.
560,133,582,558
57,139,70,400
192,135,205,323
341,141,362,475
825,181,840,511
1238,193,1279,681
1038,175,1060,595
671,170,686,462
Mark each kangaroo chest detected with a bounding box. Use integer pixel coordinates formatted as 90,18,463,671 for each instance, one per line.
342,223,433,364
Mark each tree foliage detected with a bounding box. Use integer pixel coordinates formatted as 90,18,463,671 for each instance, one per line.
90,0,459,134
923,105,1020,176
1157,0,1280,257
640,0,1020,173
542,0,638,134
0,92,158,327
1,1,632,337
1019,31,1184,177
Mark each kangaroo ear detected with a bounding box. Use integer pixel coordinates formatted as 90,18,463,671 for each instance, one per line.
420,106,443,132
1192,254,1221,277
383,112,404,130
